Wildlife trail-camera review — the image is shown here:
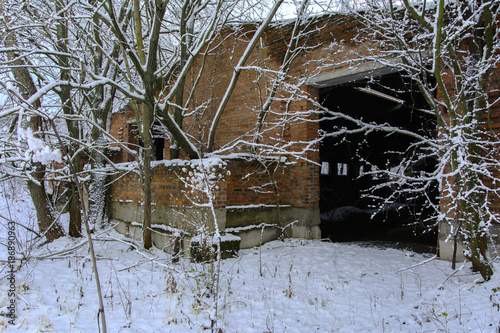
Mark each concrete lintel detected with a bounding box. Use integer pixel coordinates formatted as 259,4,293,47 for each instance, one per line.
307,63,398,88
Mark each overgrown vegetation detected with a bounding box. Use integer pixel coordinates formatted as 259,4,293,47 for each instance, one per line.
0,1,499,330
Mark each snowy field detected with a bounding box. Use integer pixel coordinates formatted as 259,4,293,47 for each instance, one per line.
1,183,500,332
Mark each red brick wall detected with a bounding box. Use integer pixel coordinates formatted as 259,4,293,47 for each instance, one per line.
110,159,289,209
109,106,140,163
173,15,363,208
226,159,288,206
485,62,500,215
179,14,365,154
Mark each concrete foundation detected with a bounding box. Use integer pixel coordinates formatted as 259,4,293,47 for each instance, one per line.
110,200,225,234
226,225,282,249
287,207,322,239
438,220,500,263
438,220,466,262
111,201,321,256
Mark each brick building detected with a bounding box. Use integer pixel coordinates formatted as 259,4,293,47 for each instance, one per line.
107,14,500,259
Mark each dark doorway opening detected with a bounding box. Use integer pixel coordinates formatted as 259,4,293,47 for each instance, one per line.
319,71,438,250
152,122,165,160
130,121,166,161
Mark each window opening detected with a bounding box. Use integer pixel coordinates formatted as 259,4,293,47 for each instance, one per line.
321,161,330,175
128,121,167,161
337,163,348,176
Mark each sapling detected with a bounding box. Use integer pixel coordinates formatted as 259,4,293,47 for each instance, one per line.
284,263,293,298
48,118,107,333
177,159,225,331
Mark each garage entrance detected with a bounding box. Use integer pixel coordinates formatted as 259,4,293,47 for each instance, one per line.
319,71,438,248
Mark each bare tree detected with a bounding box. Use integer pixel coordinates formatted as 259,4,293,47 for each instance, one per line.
0,0,133,242
1,3,66,241
95,0,212,248
75,0,130,229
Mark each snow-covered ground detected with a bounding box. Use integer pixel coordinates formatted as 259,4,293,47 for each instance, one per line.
1,183,500,332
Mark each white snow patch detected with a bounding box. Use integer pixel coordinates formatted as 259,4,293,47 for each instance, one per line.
19,127,62,165
226,204,292,210
1,187,500,332
225,223,281,233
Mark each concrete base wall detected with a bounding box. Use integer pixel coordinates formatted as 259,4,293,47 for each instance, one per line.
240,227,281,248
113,219,192,257
226,206,321,235
110,200,225,234
225,205,321,248
225,205,285,228
438,220,466,262
111,201,321,254
438,220,500,263
287,207,322,239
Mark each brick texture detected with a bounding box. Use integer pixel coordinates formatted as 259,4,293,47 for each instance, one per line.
107,13,500,222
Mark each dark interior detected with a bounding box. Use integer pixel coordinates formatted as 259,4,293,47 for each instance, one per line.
130,121,166,161
319,71,439,251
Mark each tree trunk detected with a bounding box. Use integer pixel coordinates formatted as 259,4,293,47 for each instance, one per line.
459,1,494,281
142,151,153,249
68,186,82,237
170,0,189,159
56,0,83,237
4,30,65,241
26,164,66,242
133,0,167,249
88,134,109,228
142,108,153,249
86,7,119,229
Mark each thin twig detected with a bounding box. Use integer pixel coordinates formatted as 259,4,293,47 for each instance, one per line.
396,255,438,274
438,261,467,288
34,224,117,260
118,257,159,272
0,213,41,237
48,117,107,333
